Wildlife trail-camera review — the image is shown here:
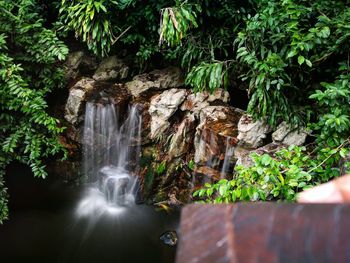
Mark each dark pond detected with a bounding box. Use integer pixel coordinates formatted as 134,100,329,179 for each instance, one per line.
0,164,180,263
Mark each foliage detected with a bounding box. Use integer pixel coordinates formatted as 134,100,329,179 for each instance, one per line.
194,145,349,203
156,0,350,128
59,0,132,57
59,0,173,62
0,0,68,222
159,3,199,47
185,61,228,93
310,63,350,148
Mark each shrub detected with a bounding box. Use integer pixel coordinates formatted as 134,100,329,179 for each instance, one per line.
194,145,349,203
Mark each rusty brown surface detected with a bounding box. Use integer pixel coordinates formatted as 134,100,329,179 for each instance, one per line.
176,203,350,263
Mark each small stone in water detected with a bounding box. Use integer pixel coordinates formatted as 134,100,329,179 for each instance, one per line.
160,230,178,246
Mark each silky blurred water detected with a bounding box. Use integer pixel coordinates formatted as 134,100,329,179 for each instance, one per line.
0,164,180,263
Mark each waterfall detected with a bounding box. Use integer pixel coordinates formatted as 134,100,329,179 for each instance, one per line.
220,137,235,178
77,102,142,216
194,129,235,186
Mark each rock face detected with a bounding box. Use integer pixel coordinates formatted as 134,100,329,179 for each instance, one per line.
64,51,98,82
126,67,184,97
180,89,230,117
237,114,272,148
61,62,310,205
65,78,95,125
149,88,187,139
168,113,196,158
93,55,129,81
272,121,307,146
64,51,84,81
65,79,132,127
176,204,350,263
194,107,242,166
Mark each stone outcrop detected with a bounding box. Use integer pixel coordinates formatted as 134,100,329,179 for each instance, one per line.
64,51,98,82
64,79,131,127
148,88,187,139
237,114,272,148
93,55,129,81
194,107,242,166
168,113,196,158
272,121,307,146
65,78,95,125
180,89,230,117
126,67,184,98
61,60,310,205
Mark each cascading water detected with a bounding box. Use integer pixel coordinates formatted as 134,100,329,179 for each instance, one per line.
220,137,235,177
193,129,235,186
77,101,142,216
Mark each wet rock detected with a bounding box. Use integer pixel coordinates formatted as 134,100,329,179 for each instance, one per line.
194,166,222,181
272,121,307,146
79,54,99,75
93,55,129,81
194,107,242,166
207,89,230,103
65,78,95,125
180,89,230,117
168,114,196,158
180,92,209,116
160,231,178,246
149,88,187,139
237,114,272,148
126,67,184,98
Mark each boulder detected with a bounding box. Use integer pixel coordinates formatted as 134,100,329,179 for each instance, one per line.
180,92,209,116
149,88,187,139
64,78,95,125
272,121,307,146
194,107,242,166
237,114,272,148
126,67,184,98
93,55,129,81
207,89,230,103
180,89,230,117
168,113,196,158
64,51,84,81
64,51,98,81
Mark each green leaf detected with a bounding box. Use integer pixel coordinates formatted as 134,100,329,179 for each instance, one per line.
287,49,297,58
298,56,305,65
305,59,312,67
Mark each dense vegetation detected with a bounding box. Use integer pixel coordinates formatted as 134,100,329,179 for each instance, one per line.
1,0,350,221
0,0,68,222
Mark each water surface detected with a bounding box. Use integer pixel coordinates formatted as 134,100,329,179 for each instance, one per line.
0,164,180,263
